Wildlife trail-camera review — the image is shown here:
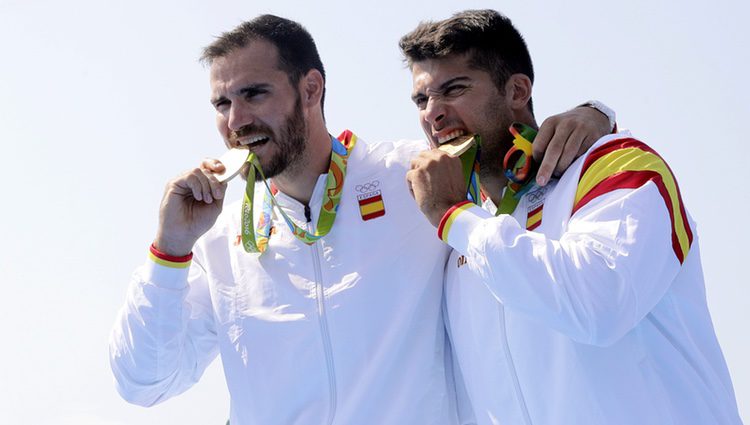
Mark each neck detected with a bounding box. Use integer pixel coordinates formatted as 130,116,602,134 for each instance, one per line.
518,113,539,134
481,174,508,206
272,123,332,205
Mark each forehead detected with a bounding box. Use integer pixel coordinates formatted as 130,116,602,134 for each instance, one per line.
209,40,288,91
411,54,487,91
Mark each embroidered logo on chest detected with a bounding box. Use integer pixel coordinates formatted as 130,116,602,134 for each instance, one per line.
524,186,549,231
355,180,386,221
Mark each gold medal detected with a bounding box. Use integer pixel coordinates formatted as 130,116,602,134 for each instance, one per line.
215,147,250,183
438,134,482,205
437,134,477,156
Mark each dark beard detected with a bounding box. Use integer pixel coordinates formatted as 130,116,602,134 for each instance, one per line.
257,96,307,179
476,110,515,183
478,134,514,183
229,95,308,181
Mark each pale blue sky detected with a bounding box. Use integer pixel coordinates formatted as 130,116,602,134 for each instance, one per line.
1,0,748,423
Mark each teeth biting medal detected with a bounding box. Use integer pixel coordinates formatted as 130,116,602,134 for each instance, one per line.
437,133,482,204
437,133,477,156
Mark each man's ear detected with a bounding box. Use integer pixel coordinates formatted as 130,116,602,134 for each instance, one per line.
505,73,532,110
300,69,324,108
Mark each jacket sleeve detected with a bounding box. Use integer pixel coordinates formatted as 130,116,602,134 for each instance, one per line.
109,255,219,406
442,180,690,347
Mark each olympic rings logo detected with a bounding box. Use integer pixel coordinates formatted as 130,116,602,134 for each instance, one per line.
526,187,547,203
355,180,380,193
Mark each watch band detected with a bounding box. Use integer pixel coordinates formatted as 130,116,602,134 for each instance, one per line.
581,100,616,132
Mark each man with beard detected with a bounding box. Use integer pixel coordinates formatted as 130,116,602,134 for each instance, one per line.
403,9,743,425
110,15,613,424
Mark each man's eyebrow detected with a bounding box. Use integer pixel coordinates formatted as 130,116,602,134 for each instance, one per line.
210,94,228,107
211,83,272,106
437,76,471,92
412,76,472,101
236,83,271,98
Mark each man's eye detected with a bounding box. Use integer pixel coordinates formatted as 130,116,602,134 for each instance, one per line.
214,100,229,112
444,85,467,97
243,89,267,101
413,96,428,109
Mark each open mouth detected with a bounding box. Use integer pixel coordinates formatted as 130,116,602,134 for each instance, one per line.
436,133,477,156
239,135,270,149
437,130,467,145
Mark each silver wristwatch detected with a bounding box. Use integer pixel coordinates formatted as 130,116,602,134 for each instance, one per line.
581,100,616,132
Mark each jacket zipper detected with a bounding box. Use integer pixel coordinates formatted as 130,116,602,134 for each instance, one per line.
499,306,533,425
306,207,337,424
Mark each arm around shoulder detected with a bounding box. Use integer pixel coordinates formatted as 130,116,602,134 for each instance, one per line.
443,172,688,346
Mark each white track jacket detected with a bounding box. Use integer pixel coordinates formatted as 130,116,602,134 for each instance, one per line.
443,132,743,425
110,134,459,425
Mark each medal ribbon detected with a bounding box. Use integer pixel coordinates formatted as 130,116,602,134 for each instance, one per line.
240,132,357,253
496,122,539,215
439,135,482,205
452,123,538,214
457,137,482,205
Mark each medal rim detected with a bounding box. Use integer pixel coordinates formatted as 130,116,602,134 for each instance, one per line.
215,147,250,183
437,134,476,156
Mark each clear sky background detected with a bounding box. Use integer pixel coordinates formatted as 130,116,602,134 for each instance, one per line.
1,0,748,423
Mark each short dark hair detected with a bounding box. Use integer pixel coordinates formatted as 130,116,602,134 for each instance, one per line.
201,15,326,111
399,9,534,111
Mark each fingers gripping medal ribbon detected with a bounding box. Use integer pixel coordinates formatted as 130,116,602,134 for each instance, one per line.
497,122,539,214
240,134,356,253
437,134,482,205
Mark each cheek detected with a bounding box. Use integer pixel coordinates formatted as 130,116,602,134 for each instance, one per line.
419,116,429,131
450,100,475,122
216,113,227,131
215,114,232,146
419,120,438,147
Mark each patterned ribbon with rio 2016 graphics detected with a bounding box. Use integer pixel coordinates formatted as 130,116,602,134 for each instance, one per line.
240,131,357,253
495,122,539,214
450,123,539,215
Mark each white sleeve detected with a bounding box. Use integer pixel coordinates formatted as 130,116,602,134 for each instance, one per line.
444,181,687,347
109,255,219,406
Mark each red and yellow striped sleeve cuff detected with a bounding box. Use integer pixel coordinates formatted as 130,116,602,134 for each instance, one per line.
436,201,495,255
437,201,474,243
148,244,193,269
574,138,693,263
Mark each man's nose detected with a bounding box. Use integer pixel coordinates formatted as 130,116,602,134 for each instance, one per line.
227,103,255,132
424,97,446,127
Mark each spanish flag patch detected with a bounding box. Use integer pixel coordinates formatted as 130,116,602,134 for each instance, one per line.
358,191,386,221
526,205,543,231
573,138,693,263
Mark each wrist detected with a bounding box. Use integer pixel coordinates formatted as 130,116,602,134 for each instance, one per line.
151,231,195,257
149,243,193,268
437,200,473,242
429,200,463,228
152,235,194,258
579,100,617,133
